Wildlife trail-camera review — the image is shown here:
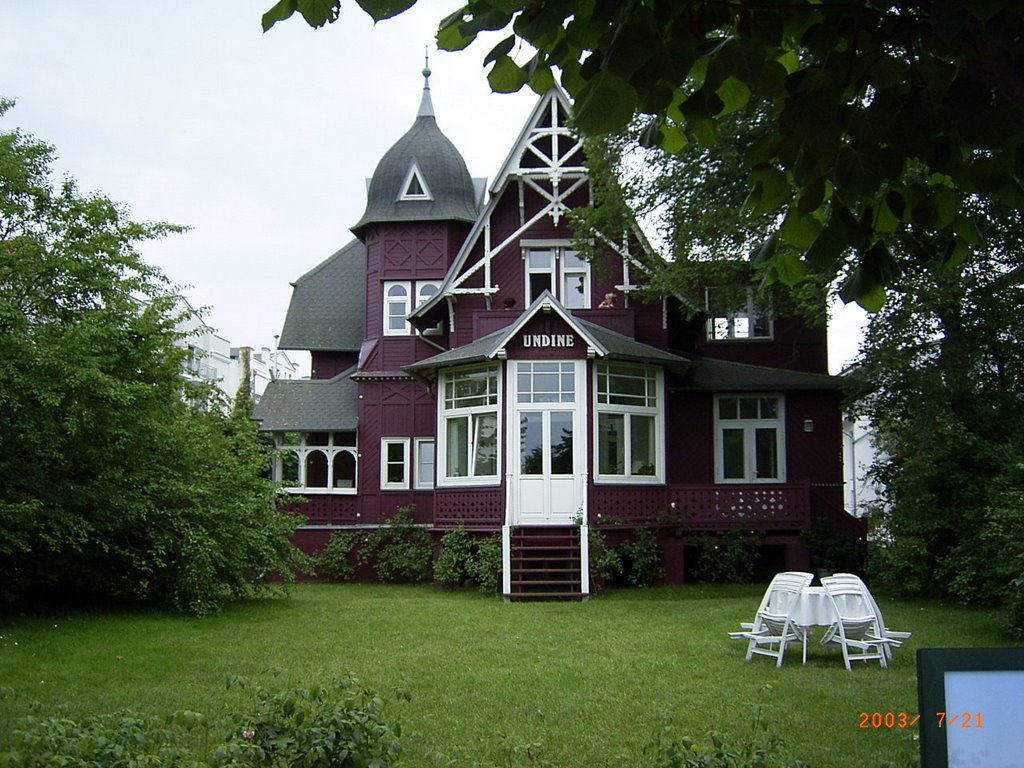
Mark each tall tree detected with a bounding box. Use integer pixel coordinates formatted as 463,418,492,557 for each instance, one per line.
572,104,828,323
848,194,1024,634
0,101,308,615
263,1,1024,310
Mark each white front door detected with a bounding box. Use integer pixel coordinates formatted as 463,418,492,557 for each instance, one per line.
510,361,584,525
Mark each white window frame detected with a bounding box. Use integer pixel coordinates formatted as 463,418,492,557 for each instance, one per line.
706,287,773,341
381,437,411,490
523,244,593,308
438,364,501,487
273,432,358,494
414,437,435,490
713,394,786,483
593,362,664,483
398,162,432,201
561,250,591,309
384,281,412,336
416,280,440,308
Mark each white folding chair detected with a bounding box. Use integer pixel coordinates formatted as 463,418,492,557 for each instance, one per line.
728,571,813,667
819,576,894,670
829,573,911,659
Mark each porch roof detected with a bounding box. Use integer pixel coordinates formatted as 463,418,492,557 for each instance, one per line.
251,367,359,432
405,303,691,378
675,357,843,392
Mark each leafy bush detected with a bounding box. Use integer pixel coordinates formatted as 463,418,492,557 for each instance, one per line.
466,534,502,594
0,675,405,767
588,527,622,589
435,524,502,594
689,532,756,584
316,531,359,582
621,528,665,587
435,524,475,588
362,506,433,583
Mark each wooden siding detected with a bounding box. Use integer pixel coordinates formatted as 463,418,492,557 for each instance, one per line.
311,351,358,380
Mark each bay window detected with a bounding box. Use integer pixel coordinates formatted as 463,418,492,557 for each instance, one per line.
594,363,662,482
440,365,500,484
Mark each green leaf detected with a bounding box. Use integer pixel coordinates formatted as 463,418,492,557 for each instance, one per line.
487,55,527,93
658,123,687,154
804,224,847,272
780,207,822,249
437,13,475,51
297,0,340,27
354,0,415,22
573,72,638,134
484,35,516,67
262,0,298,31
716,76,751,115
528,65,555,95
744,165,790,217
773,250,808,286
854,282,887,312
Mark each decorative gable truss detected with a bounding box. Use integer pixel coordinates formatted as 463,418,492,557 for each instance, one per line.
411,89,587,325
412,87,654,332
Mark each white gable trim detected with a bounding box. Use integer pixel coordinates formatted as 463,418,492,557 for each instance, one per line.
410,87,584,325
483,291,607,361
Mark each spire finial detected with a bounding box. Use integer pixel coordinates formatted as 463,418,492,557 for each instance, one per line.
417,46,435,119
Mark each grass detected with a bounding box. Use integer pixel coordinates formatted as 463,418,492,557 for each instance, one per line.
0,583,1016,767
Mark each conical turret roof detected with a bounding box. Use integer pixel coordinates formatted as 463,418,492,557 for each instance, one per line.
351,65,478,238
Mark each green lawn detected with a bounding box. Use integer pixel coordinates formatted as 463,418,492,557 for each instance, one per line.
0,584,1014,767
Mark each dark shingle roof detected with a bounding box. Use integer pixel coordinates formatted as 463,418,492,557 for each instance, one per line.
404,295,691,377
676,357,842,391
278,240,365,352
351,112,478,237
252,368,359,432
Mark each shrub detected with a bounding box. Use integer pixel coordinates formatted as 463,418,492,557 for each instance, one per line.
316,531,358,582
435,524,503,594
362,506,433,583
435,524,475,588
0,675,405,768
621,528,664,587
689,532,757,584
466,534,502,594
588,527,622,589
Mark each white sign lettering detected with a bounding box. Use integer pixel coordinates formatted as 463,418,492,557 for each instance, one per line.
522,333,575,348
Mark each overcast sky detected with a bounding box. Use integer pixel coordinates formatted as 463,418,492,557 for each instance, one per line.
2,0,865,375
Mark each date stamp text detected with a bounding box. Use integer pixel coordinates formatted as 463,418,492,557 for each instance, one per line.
858,712,984,729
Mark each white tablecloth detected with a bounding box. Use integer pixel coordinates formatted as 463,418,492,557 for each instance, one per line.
786,586,869,628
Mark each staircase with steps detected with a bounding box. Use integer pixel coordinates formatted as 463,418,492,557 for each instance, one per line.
506,526,585,601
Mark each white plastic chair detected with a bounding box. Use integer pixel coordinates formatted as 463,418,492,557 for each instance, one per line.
728,571,813,667
819,576,894,670
829,573,911,659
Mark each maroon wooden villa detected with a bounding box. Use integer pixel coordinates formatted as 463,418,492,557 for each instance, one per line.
253,70,863,599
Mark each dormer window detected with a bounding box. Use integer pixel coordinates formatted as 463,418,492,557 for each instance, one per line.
398,163,432,201
706,287,772,341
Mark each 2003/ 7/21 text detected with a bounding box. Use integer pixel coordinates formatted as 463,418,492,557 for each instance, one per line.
858,712,984,729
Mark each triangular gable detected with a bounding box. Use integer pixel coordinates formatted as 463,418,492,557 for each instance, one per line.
410,86,585,326
485,291,607,360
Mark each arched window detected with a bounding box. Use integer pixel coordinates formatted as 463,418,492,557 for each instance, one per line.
384,281,411,336
333,450,357,489
305,450,328,488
